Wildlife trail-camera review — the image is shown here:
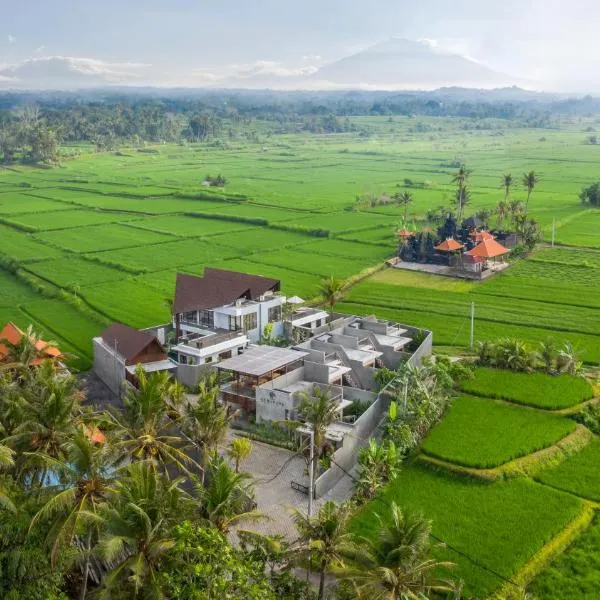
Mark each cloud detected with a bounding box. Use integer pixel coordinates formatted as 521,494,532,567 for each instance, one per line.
7,34,16,43
0,56,151,88
35,45,45,53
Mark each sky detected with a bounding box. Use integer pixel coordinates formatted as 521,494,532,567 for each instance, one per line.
0,0,599,92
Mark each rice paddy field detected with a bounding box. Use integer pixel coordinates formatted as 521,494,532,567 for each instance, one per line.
421,394,577,468
0,115,599,597
461,368,594,409
0,116,597,371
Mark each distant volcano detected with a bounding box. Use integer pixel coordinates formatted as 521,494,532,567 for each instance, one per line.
308,38,515,90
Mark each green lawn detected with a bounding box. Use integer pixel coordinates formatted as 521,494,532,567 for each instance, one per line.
421,395,576,468
461,368,594,410
350,465,583,598
536,439,600,502
529,515,600,600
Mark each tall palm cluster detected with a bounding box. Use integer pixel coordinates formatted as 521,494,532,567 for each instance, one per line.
476,338,582,375
0,338,275,599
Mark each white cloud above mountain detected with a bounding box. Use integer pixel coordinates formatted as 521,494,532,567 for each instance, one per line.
0,56,151,88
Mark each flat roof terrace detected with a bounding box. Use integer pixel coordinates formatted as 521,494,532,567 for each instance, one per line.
216,345,308,377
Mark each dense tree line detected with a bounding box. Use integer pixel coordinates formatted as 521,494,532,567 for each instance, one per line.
2,87,600,164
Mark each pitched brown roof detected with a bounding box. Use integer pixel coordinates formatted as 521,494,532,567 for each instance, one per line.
100,323,162,362
173,268,280,315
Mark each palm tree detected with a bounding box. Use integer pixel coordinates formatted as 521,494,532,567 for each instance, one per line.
183,372,235,484
538,339,558,374
556,342,582,375
502,173,513,201
6,362,81,484
30,428,117,600
227,436,253,473
495,200,509,229
292,501,357,600
356,439,402,501
455,185,471,222
0,443,15,513
318,276,345,324
522,171,539,214
97,461,190,599
109,364,193,476
395,191,414,223
336,503,454,600
0,324,57,375
297,385,340,479
194,457,261,533
452,165,471,222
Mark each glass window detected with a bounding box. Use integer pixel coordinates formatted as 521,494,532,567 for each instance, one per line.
228,315,242,331
268,305,281,323
199,310,214,328
183,311,197,323
243,312,258,332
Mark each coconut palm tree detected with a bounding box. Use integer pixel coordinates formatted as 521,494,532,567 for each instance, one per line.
183,372,235,484
522,171,539,214
395,191,414,223
502,173,513,201
109,364,193,476
96,461,190,599
538,339,558,374
0,443,15,513
0,324,57,375
296,385,340,478
318,276,345,323
194,456,261,533
556,342,582,375
227,436,253,473
356,439,402,501
452,165,471,221
336,503,454,600
6,362,81,484
495,200,510,229
30,428,117,600
292,501,357,600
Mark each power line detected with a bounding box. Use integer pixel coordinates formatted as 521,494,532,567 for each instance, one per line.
328,456,520,589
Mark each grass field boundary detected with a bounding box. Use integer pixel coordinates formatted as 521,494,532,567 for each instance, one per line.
491,504,596,599
18,303,92,363
552,396,600,416
343,297,600,339
418,425,594,481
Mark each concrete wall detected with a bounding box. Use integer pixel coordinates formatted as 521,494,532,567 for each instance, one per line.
304,360,331,384
141,323,171,345
407,330,433,367
256,368,305,422
314,391,384,498
176,363,215,390
93,338,126,396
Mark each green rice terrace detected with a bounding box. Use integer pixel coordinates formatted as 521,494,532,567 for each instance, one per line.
352,366,600,599
0,116,599,371
0,114,599,598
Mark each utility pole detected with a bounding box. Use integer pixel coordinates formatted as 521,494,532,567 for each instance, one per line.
470,302,475,349
308,429,314,518
551,217,556,248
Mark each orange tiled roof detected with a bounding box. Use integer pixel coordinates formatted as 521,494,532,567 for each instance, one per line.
85,425,106,445
0,322,62,363
470,229,495,242
466,238,510,258
435,238,464,252
396,228,414,238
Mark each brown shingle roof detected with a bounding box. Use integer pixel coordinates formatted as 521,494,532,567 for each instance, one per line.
173,268,280,315
100,323,162,362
